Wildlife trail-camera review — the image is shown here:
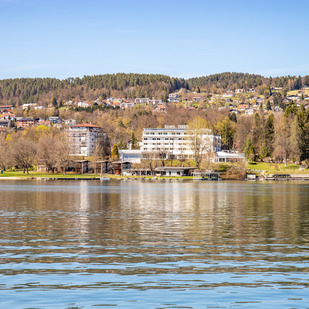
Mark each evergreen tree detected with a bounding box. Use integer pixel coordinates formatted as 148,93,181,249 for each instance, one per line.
51,97,57,107
289,117,302,163
111,144,119,161
131,132,137,150
266,100,271,111
228,112,237,123
244,137,255,161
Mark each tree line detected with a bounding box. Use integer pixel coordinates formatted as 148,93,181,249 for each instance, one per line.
1,72,309,106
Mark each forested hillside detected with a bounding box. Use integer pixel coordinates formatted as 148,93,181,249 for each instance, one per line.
1,72,309,106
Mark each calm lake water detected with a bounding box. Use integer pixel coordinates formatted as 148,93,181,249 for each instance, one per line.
1,180,309,309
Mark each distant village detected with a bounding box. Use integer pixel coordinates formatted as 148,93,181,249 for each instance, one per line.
0,85,308,176
1,86,308,131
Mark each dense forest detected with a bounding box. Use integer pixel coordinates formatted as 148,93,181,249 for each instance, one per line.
1,72,309,106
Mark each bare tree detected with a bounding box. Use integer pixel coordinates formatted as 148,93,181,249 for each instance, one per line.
234,115,253,151
187,116,212,170
142,151,157,172
156,146,169,167
0,135,11,171
55,134,71,175
273,114,290,166
37,135,58,173
10,135,37,174
90,138,110,174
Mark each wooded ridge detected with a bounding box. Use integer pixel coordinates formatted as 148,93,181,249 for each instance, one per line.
0,72,308,106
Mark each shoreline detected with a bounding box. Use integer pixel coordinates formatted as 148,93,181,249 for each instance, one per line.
2,175,309,182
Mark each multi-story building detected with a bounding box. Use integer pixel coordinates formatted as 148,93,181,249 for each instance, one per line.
68,123,106,157
141,125,221,159
16,117,36,128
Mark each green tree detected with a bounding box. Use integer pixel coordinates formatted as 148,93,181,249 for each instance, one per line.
228,112,237,123
244,137,255,161
216,116,235,150
51,97,57,107
266,100,271,111
131,132,137,150
284,102,298,118
111,144,119,161
289,117,302,163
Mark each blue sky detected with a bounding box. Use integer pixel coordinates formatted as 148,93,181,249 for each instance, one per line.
1,0,309,79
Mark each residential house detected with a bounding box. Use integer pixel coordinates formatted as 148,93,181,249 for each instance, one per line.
245,108,254,115
256,98,264,104
48,116,61,125
153,104,167,112
37,119,51,126
22,103,38,110
287,95,299,102
16,117,36,128
148,99,163,105
222,91,235,98
0,119,12,129
64,100,74,106
77,101,92,108
168,94,179,103
0,105,14,112
33,105,46,110
120,102,136,109
64,119,77,126
193,97,203,102
237,103,250,111
298,90,305,96
0,110,15,121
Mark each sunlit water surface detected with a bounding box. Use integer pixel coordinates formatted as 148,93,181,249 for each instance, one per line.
1,180,309,308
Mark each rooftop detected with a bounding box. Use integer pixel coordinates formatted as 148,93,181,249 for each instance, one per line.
71,123,101,128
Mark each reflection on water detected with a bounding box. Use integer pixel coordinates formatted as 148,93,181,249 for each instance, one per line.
1,180,309,308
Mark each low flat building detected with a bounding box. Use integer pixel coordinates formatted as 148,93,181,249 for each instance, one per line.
212,151,246,163
124,166,196,177
112,161,132,175
119,149,142,163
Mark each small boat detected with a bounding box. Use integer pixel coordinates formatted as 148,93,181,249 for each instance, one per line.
100,174,111,181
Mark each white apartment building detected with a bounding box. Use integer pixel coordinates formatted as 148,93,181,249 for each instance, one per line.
141,125,221,159
68,123,106,156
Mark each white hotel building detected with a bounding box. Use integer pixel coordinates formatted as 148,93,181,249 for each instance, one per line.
141,125,221,159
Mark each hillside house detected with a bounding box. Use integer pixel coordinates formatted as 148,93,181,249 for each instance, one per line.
0,105,14,112
0,110,15,121
77,101,92,108
237,103,250,111
22,103,38,110
16,117,36,128
222,92,235,98
168,94,179,103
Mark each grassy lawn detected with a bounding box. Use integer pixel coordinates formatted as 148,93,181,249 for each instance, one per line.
287,89,309,96
0,171,101,178
0,171,193,180
247,162,305,174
